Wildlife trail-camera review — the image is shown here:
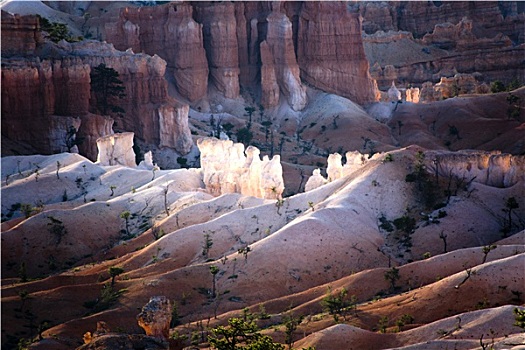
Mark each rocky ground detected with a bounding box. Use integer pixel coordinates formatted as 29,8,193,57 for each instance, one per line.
1,144,524,349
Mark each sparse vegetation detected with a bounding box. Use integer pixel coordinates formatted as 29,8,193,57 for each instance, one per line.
37,15,82,42
514,308,525,329
384,267,400,292
90,63,126,115
202,232,214,259
210,265,219,298
108,266,124,286
47,216,67,246
120,211,131,237
320,287,354,322
481,245,497,264
208,317,284,350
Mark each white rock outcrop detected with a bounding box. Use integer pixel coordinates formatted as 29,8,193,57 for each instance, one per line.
387,81,401,101
96,132,136,167
304,169,328,192
306,151,369,191
138,151,156,170
158,104,193,155
197,138,284,199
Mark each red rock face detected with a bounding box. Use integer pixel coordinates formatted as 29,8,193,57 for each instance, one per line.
1,58,91,154
263,6,307,111
0,11,42,57
101,1,378,108
104,3,209,102
359,1,525,89
194,2,240,99
297,2,379,105
2,35,194,159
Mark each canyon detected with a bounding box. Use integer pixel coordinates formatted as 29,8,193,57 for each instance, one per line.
1,1,524,350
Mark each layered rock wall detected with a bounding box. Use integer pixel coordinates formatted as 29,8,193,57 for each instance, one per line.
194,2,240,99
1,21,194,160
104,3,209,102
297,2,379,105
426,151,525,188
1,58,91,154
360,2,525,89
262,7,307,111
101,2,376,108
0,11,41,57
197,138,284,199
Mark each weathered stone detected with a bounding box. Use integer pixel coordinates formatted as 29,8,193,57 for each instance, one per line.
297,2,379,105
104,3,209,102
96,132,136,167
137,296,172,340
0,11,42,57
197,137,285,199
194,2,240,99
264,8,306,111
304,168,328,192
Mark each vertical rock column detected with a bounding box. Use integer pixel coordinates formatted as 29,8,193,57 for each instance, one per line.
194,2,240,99
261,6,307,111
297,2,379,105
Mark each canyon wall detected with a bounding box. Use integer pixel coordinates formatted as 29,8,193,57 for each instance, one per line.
1,12,193,160
297,2,379,105
0,11,42,57
359,2,525,90
100,1,377,107
104,3,209,102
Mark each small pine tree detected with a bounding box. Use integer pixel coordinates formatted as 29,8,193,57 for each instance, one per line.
108,266,124,286
90,64,126,115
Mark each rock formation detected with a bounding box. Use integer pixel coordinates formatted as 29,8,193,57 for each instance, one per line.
0,11,41,57
387,81,401,102
77,114,114,161
405,87,420,103
137,296,172,340
359,2,524,90
157,103,193,155
1,56,92,155
297,2,379,105
138,151,156,170
261,6,307,111
426,151,525,188
99,1,375,108
77,298,170,350
194,2,240,99
197,137,284,199
307,151,370,191
103,3,209,102
304,168,328,192
1,14,194,161
260,40,280,109
96,132,136,167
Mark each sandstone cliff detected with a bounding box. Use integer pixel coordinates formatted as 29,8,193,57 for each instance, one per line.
0,10,42,57
297,2,379,105
103,3,209,102
194,2,240,99
359,2,525,90
99,1,376,108
2,12,194,161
